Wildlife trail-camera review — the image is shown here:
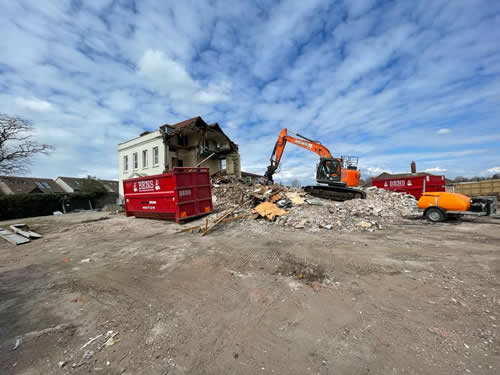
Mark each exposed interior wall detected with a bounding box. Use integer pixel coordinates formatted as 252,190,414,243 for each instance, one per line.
177,149,196,167
201,158,221,175
226,152,241,178
168,130,239,176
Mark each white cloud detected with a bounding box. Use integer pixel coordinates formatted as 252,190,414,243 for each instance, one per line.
197,81,231,104
436,128,451,135
15,97,53,112
486,167,500,174
424,167,448,173
137,49,230,106
102,91,135,112
137,49,198,95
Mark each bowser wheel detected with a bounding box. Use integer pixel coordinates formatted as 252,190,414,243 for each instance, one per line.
425,207,446,223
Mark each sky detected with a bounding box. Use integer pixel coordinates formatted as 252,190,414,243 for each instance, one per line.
1,0,500,184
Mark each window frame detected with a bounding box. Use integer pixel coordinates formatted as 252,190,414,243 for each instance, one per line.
142,149,148,169
153,146,159,167
133,152,138,170
123,155,129,172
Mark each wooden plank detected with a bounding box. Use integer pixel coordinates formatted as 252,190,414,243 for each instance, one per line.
0,229,31,245
194,153,216,168
217,213,253,224
201,206,237,237
175,225,201,234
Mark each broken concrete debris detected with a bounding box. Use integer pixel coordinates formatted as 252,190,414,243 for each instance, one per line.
0,224,42,245
0,228,30,245
10,224,42,239
206,174,419,233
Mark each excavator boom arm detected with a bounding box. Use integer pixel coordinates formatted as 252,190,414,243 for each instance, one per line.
264,128,332,181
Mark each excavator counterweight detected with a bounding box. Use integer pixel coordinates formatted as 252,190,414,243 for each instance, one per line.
264,129,366,202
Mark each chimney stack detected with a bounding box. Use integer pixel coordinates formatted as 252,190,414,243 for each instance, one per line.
411,161,416,174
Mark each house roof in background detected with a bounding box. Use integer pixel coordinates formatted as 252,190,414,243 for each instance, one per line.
241,171,263,178
56,176,85,191
214,170,263,178
0,176,65,194
100,179,119,193
57,176,119,193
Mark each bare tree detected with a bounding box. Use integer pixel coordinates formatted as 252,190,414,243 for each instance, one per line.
0,114,54,175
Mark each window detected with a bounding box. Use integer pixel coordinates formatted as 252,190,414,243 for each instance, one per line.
221,159,227,170
173,158,183,167
35,181,51,189
142,150,148,168
153,146,159,166
133,153,138,169
178,134,187,146
123,156,128,172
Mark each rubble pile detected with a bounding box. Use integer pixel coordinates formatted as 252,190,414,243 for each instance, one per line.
277,187,418,232
210,175,419,232
211,173,290,208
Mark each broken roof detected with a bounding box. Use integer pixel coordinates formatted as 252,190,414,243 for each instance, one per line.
160,116,205,134
0,176,65,194
160,116,238,152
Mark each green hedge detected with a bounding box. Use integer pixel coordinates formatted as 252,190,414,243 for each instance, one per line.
0,192,106,221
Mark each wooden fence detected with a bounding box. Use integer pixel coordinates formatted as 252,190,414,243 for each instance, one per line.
446,179,500,198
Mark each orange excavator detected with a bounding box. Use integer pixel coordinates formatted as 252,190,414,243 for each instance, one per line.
264,128,366,201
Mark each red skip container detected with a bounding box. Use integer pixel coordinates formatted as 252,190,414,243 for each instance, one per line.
123,167,213,222
371,175,445,199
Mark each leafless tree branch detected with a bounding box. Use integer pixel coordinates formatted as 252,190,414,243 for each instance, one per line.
0,113,55,175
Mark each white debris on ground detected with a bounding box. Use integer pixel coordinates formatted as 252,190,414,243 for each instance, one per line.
276,187,419,232
209,173,419,233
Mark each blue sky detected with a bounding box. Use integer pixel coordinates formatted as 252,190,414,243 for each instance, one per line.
1,0,500,184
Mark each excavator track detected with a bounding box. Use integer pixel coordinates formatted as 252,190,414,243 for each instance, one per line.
304,185,366,202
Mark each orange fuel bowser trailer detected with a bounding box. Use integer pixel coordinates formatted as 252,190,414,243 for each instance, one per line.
418,192,497,222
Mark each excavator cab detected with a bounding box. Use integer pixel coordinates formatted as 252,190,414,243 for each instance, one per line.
316,158,344,185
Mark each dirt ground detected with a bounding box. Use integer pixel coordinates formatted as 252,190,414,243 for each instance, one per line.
0,211,499,375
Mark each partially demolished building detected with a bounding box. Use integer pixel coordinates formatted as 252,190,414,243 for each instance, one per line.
118,116,240,199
